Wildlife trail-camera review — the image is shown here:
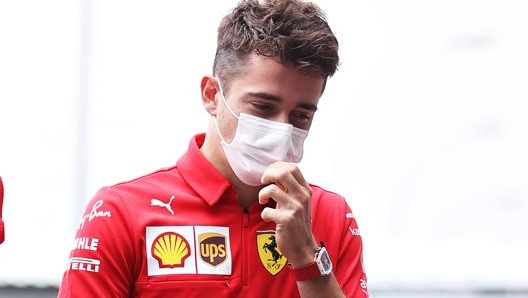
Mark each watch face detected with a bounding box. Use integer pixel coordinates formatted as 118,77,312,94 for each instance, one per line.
316,247,333,275
321,252,332,271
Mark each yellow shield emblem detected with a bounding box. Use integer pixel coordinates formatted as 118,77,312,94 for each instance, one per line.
257,232,287,275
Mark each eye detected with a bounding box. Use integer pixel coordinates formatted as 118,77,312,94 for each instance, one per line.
291,110,313,121
290,110,315,129
250,102,274,115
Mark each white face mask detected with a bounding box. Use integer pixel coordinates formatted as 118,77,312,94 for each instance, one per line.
215,81,309,186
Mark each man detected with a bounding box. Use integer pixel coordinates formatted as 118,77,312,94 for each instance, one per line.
57,0,368,297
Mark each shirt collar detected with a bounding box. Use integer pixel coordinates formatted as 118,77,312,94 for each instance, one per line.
176,133,234,206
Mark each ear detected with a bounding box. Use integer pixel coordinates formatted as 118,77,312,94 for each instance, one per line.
201,75,219,116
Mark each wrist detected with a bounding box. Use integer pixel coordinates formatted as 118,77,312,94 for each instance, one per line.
289,242,333,281
287,241,318,269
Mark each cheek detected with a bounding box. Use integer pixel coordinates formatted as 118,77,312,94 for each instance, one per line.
217,107,239,142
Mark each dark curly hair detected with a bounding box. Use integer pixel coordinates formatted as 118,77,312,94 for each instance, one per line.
213,0,339,91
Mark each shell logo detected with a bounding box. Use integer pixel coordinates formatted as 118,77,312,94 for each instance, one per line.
151,232,191,268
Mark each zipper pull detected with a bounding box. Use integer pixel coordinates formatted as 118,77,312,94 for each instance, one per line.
243,207,249,227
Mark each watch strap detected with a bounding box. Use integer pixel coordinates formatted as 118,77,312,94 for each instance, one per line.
290,260,321,281
290,243,331,281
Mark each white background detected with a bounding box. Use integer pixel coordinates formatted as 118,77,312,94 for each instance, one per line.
0,0,527,290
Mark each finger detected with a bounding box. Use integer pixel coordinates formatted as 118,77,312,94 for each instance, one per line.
258,183,286,206
261,162,300,191
264,161,308,186
262,164,311,206
270,162,309,188
290,165,309,187
261,206,291,223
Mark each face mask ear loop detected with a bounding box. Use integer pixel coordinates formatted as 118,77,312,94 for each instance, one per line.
216,79,239,120
215,78,238,144
214,117,227,144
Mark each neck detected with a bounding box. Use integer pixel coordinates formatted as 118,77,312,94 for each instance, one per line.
233,185,261,209
200,126,264,209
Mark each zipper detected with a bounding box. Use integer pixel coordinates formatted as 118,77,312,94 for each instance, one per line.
242,207,249,288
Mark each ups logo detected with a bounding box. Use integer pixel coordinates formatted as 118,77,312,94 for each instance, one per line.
199,232,227,266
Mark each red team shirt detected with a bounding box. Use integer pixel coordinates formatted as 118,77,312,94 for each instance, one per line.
57,134,369,298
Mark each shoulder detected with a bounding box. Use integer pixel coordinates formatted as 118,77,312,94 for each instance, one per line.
309,183,349,209
309,183,359,230
80,165,181,225
92,165,180,204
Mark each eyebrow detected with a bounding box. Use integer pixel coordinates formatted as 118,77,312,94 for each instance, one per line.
248,92,318,112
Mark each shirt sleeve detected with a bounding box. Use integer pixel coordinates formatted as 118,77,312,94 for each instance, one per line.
334,198,369,298
57,187,136,297
312,188,369,298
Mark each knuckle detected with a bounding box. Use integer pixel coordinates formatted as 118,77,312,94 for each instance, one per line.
277,167,290,178
286,163,298,172
270,184,281,196
298,195,309,207
304,187,312,198
282,210,296,225
297,187,311,203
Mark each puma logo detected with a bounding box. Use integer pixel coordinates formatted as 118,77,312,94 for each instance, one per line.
150,195,175,215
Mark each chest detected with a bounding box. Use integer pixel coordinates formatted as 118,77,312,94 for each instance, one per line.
131,193,301,298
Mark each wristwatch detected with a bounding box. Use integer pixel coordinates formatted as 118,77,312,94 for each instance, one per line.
290,243,333,281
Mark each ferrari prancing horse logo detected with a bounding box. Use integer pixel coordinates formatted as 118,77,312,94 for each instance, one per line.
257,231,287,275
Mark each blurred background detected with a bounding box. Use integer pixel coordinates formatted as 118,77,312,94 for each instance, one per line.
0,0,527,297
